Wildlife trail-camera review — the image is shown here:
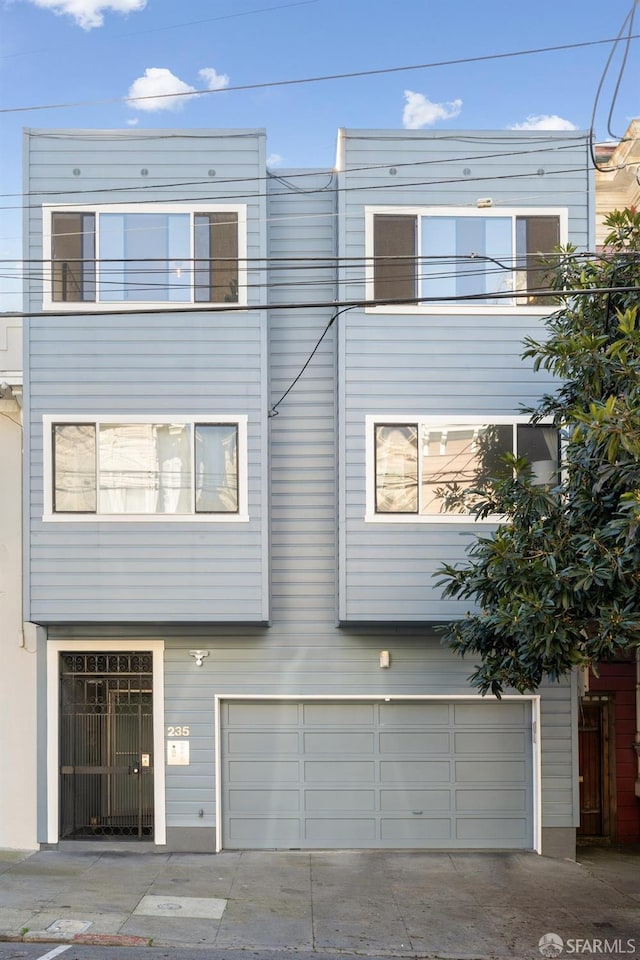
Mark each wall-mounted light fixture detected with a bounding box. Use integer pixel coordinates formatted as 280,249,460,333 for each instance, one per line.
379,650,390,669
189,649,209,667
476,197,493,208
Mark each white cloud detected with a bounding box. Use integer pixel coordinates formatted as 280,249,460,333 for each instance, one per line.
21,0,146,30
267,153,284,167
127,66,231,112
198,67,229,91
402,90,462,130
127,68,197,112
510,114,577,131
126,117,139,126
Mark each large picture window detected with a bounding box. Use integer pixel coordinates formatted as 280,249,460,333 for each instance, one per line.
369,417,559,521
45,204,245,308
368,207,565,309
46,416,248,521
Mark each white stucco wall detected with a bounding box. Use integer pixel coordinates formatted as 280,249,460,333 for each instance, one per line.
0,389,37,849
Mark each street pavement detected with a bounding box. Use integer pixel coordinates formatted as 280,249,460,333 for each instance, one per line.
0,845,638,959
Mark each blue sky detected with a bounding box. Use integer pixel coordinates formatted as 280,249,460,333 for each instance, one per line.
0,0,638,309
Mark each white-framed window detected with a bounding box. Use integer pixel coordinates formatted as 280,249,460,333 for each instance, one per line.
42,203,247,310
365,206,567,312
365,415,560,523
43,415,249,522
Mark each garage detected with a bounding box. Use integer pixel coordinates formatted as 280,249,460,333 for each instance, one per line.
219,699,535,850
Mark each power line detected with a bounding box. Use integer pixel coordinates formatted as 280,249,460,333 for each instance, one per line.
0,161,591,223
588,1,639,171
0,138,588,206
12,250,629,294
2,33,639,115
12,284,640,319
269,306,355,417
0,0,321,61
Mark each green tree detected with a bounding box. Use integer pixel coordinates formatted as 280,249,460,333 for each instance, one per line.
437,208,640,696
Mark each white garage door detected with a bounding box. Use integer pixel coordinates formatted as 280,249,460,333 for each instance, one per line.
220,699,534,850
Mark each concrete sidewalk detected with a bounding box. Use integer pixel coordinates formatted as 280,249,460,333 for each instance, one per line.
0,846,638,958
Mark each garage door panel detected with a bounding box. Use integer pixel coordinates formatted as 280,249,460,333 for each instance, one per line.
305,818,377,842
379,731,450,753
303,731,374,753
227,760,300,783
454,702,527,725
305,760,375,783
228,731,299,753
456,818,529,842
303,703,374,724
454,731,526,754
380,789,451,812
221,700,533,850
456,788,527,812
379,703,450,725
381,818,452,841
227,817,300,846
229,789,300,813
226,702,298,725
455,760,526,783
380,760,450,783
305,790,376,812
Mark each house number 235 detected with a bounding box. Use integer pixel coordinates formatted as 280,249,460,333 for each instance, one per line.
167,726,190,737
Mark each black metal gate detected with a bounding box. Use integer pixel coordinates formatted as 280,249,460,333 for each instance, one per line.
60,652,154,840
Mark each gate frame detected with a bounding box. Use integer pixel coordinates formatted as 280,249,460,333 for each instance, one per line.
47,639,166,845
578,693,617,841
215,693,542,854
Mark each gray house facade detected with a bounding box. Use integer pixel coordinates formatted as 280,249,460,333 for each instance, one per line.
23,127,592,856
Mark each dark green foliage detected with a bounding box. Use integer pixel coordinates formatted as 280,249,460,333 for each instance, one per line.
437,209,640,696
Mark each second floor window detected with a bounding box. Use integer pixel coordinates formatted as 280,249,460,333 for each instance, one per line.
47,418,247,519
369,207,564,308
371,418,560,519
46,205,244,307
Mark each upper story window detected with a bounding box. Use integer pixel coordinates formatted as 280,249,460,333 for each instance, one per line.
44,415,248,522
366,416,559,523
366,207,566,311
43,204,246,309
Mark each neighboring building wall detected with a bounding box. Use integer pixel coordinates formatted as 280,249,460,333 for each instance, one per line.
0,315,37,849
588,662,640,843
595,119,640,248
590,119,640,843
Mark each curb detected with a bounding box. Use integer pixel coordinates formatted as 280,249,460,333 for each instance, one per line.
16,932,151,947
73,933,152,946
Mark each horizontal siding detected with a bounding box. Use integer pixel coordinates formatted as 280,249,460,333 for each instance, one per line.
31,132,577,841
25,130,269,622
267,173,338,630
338,129,591,623
48,623,575,836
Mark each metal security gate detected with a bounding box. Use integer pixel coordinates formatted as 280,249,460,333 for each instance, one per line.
60,652,154,840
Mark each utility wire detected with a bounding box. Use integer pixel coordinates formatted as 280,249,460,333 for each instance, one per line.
0,138,588,205
0,0,321,60
0,163,591,220
13,251,632,298
269,306,354,417
607,0,638,139
2,32,639,115
12,284,640,319
589,1,639,172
